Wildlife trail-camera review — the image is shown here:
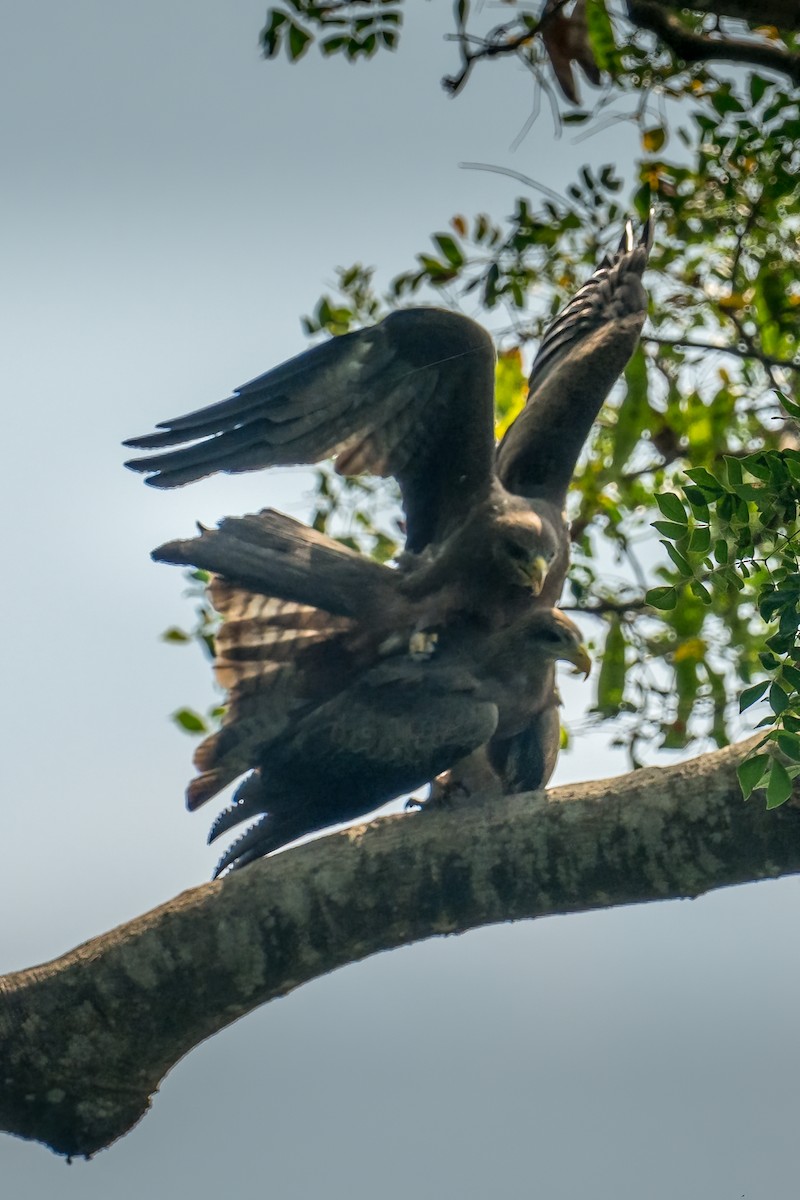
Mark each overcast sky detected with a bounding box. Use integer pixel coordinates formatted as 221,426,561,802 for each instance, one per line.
2,3,798,1195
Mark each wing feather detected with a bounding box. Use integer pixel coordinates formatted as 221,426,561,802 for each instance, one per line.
497,217,652,505
125,307,497,552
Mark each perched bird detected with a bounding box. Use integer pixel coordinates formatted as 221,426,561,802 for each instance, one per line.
195,595,590,875
133,219,651,795
154,507,559,810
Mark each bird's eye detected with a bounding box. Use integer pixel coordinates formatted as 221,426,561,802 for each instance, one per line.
507,543,528,561
539,629,565,644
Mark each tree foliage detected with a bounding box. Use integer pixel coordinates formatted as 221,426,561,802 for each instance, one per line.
171,2,800,807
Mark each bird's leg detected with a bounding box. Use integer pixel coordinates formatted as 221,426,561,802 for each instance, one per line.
410,748,504,812
405,772,469,812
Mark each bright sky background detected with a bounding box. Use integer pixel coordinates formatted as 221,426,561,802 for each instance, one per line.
2,2,798,1195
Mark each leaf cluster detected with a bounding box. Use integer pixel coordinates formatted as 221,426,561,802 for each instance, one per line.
261,0,402,63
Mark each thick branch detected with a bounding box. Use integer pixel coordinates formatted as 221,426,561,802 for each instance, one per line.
640,0,800,32
627,0,800,84
1,736,798,1159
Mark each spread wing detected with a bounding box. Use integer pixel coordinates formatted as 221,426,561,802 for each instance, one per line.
497,217,652,505
152,507,404,623
125,308,497,553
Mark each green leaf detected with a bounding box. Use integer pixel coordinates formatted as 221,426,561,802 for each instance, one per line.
683,486,711,517
770,682,791,715
689,526,711,554
737,752,770,799
596,618,626,716
646,585,677,610
661,540,692,576
287,20,312,60
161,627,191,644
776,732,800,761
653,520,688,541
655,493,688,524
689,579,712,603
321,35,348,55
724,455,743,486
778,391,800,420
766,759,793,808
433,234,464,267
612,347,648,471
685,467,724,497
261,9,288,57
586,0,617,71
173,708,207,735
739,680,769,712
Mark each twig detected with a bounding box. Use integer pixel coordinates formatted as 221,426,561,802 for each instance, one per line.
645,334,799,372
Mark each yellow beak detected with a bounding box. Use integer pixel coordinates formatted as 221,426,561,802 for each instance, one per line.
527,555,550,596
567,643,592,679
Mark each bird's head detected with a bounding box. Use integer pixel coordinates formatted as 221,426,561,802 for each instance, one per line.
522,608,591,677
493,511,558,596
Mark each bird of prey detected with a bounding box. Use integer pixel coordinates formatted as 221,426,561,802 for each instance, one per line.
130,219,651,793
126,220,650,602
191,582,589,875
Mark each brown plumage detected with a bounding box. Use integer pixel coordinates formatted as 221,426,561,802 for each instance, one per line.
199,603,589,875
126,223,652,615
133,221,650,864
140,221,650,792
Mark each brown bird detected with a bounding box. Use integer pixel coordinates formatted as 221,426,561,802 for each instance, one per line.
126,222,650,619
196,595,589,875
137,219,651,797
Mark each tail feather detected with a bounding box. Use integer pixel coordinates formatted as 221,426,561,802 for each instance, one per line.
212,815,275,878
212,804,316,877
207,771,267,843
153,507,401,621
188,591,366,810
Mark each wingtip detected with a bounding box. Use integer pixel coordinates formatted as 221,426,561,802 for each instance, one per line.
122,454,173,486
618,219,634,254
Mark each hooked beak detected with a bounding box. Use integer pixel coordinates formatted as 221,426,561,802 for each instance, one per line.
567,643,592,679
527,555,550,596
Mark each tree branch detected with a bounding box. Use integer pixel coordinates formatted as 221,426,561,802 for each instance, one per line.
2,735,798,1160
627,0,800,85
644,333,799,372
638,0,800,32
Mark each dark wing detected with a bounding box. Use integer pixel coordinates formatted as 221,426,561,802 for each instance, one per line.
496,217,652,506
209,658,500,876
152,507,404,623
125,308,497,553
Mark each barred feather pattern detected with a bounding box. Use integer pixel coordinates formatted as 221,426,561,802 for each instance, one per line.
187,584,357,810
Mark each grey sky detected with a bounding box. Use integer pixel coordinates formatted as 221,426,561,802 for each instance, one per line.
2,2,798,1195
